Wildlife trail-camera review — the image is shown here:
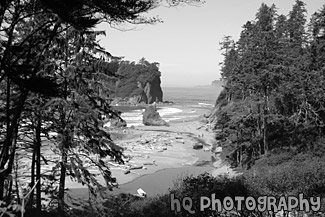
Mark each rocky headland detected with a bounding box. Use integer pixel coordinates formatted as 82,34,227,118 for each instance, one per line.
112,58,164,105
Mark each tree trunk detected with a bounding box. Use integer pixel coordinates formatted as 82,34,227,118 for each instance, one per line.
0,77,11,200
35,113,42,211
0,91,28,198
58,110,69,217
57,139,67,217
239,145,243,167
257,102,263,155
5,125,18,203
57,30,70,216
27,146,36,209
263,116,268,155
263,87,268,155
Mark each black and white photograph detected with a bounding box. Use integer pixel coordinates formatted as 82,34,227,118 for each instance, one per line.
0,0,325,216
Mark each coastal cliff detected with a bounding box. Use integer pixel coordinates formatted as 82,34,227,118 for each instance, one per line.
113,58,164,105
143,76,163,104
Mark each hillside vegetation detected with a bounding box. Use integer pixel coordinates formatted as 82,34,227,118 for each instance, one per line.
214,0,325,167
206,0,325,202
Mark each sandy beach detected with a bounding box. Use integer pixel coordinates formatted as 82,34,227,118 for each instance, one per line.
65,106,238,199
14,104,237,202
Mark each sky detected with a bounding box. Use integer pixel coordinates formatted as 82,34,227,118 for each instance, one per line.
97,0,325,87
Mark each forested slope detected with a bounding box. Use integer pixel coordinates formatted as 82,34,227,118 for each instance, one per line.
211,0,325,194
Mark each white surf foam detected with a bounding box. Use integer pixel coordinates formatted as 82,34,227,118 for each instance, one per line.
198,102,214,107
159,107,182,117
109,107,184,127
119,109,145,127
164,115,198,122
120,109,144,122
127,122,144,127
164,117,182,122
121,116,142,121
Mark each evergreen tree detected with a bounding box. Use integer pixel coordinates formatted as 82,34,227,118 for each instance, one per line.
217,1,325,168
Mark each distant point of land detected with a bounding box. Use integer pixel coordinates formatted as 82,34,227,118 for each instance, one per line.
211,79,224,87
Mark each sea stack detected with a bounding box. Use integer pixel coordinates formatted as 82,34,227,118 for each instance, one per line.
142,105,168,126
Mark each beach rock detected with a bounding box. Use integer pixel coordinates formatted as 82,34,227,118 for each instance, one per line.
140,139,149,144
163,100,174,105
193,143,203,150
199,115,209,123
110,117,127,128
158,147,167,152
193,160,211,167
104,112,127,128
142,105,169,126
204,147,211,152
130,165,143,170
214,147,223,153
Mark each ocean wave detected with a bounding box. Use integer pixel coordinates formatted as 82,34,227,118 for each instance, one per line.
120,109,144,121
113,106,185,127
165,115,198,122
198,102,213,106
121,109,144,116
159,107,182,117
121,116,142,121
126,122,144,127
164,117,182,122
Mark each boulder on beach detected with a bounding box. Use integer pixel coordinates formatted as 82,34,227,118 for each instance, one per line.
110,117,127,128
214,146,223,153
203,147,210,152
130,165,143,170
104,111,127,128
142,105,169,126
163,100,174,105
193,143,203,150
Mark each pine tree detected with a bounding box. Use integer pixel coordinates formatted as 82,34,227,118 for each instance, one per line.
0,0,205,215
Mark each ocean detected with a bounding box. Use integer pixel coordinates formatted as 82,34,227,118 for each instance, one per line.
115,85,223,127
162,85,222,106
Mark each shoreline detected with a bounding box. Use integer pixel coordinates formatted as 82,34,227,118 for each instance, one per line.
67,106,238,199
